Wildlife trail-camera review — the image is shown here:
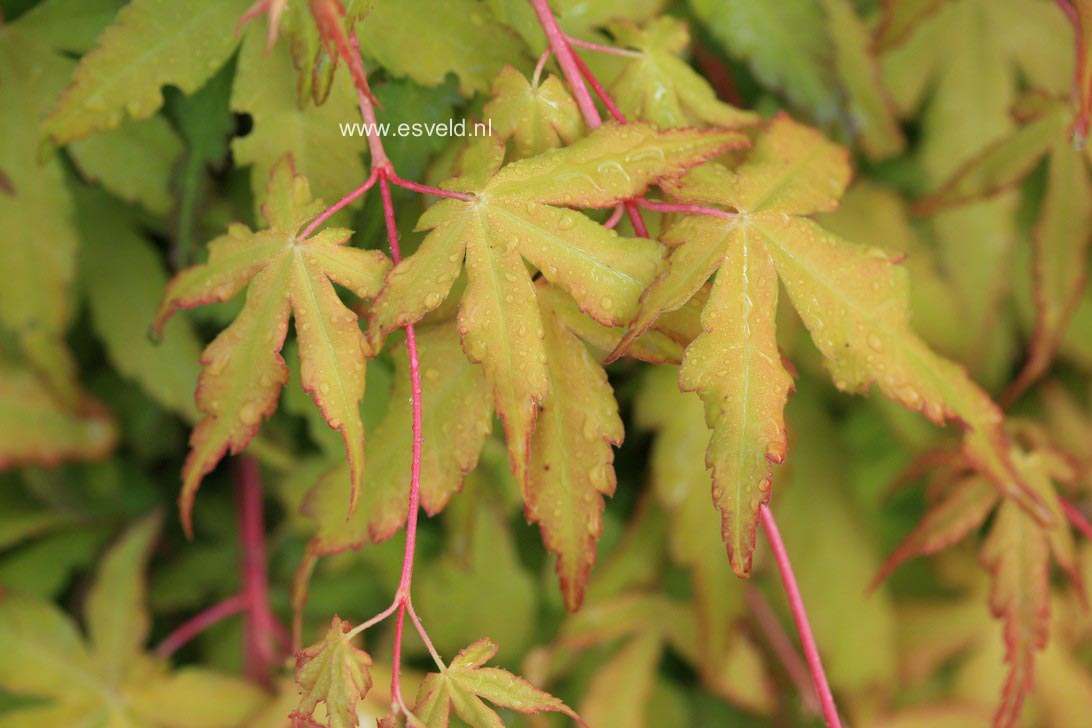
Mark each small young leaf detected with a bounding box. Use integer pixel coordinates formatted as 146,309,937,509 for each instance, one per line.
154,157,390,535
607,17,759,130
486,67,585,160
293,616,374,728
413,638,580,728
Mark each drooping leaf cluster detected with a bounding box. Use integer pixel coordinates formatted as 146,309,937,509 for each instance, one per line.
4,0,1092,727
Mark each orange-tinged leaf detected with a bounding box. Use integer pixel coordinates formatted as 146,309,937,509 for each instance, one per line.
305,325,492,553
980,499,1051,728
621,114,1050,562
677,224,793,577
874,475,999,588
481,121,746,208
293,616,373,728
412,638,580,728
1009,138,1092,397
154,157,390,535
371,124,727,482
526,307,624,611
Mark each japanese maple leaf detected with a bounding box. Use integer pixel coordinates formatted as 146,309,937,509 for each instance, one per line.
916,94,1092,398
874,446,1081,727
154,156,389,535
0,513,265,727
368,123,742,604
293,616,373,728
611,114,1048,576
412,638,581,728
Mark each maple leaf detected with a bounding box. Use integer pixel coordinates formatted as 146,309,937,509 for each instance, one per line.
0,513,265,727
981,498,1052,728
370,122,742,484
917,96,1092,396
606,17,760,130
42,0,251,146
872,474,1000,589
304,324,492,554
153,156,390,536
822,0,905,159
293,616,373,728
881,0,1072,383
0,362,117,469
525,298,624,611
633,367,778,709
614,114,1049,575
0,22,81,400
232,23,367,213
485,66,586,161
412,638,581,728
358,0,528,95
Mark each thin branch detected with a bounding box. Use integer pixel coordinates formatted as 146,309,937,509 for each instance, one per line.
565,35,642,58
532,48,552,87
389,174,475,201
745,587,822,716
529,0,602,127
569,45,626,123
154,594,248,659
759,504,842,728
235,456,283,688
603,203,625,229
300,169,378,239
408,599,446,671
633,197,738,221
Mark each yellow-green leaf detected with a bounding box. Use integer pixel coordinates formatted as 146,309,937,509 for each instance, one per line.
232,24,366,213
68,114,183,216
0,363,116,469
294,616,373,728
42,0,251,145
607,17,759,130
486,67,585,160
413,638,579,728
358,0,528,94
526,307,623,610
823,0,905,159
86,512,162,686
306,325,492,553
154,157,389,535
